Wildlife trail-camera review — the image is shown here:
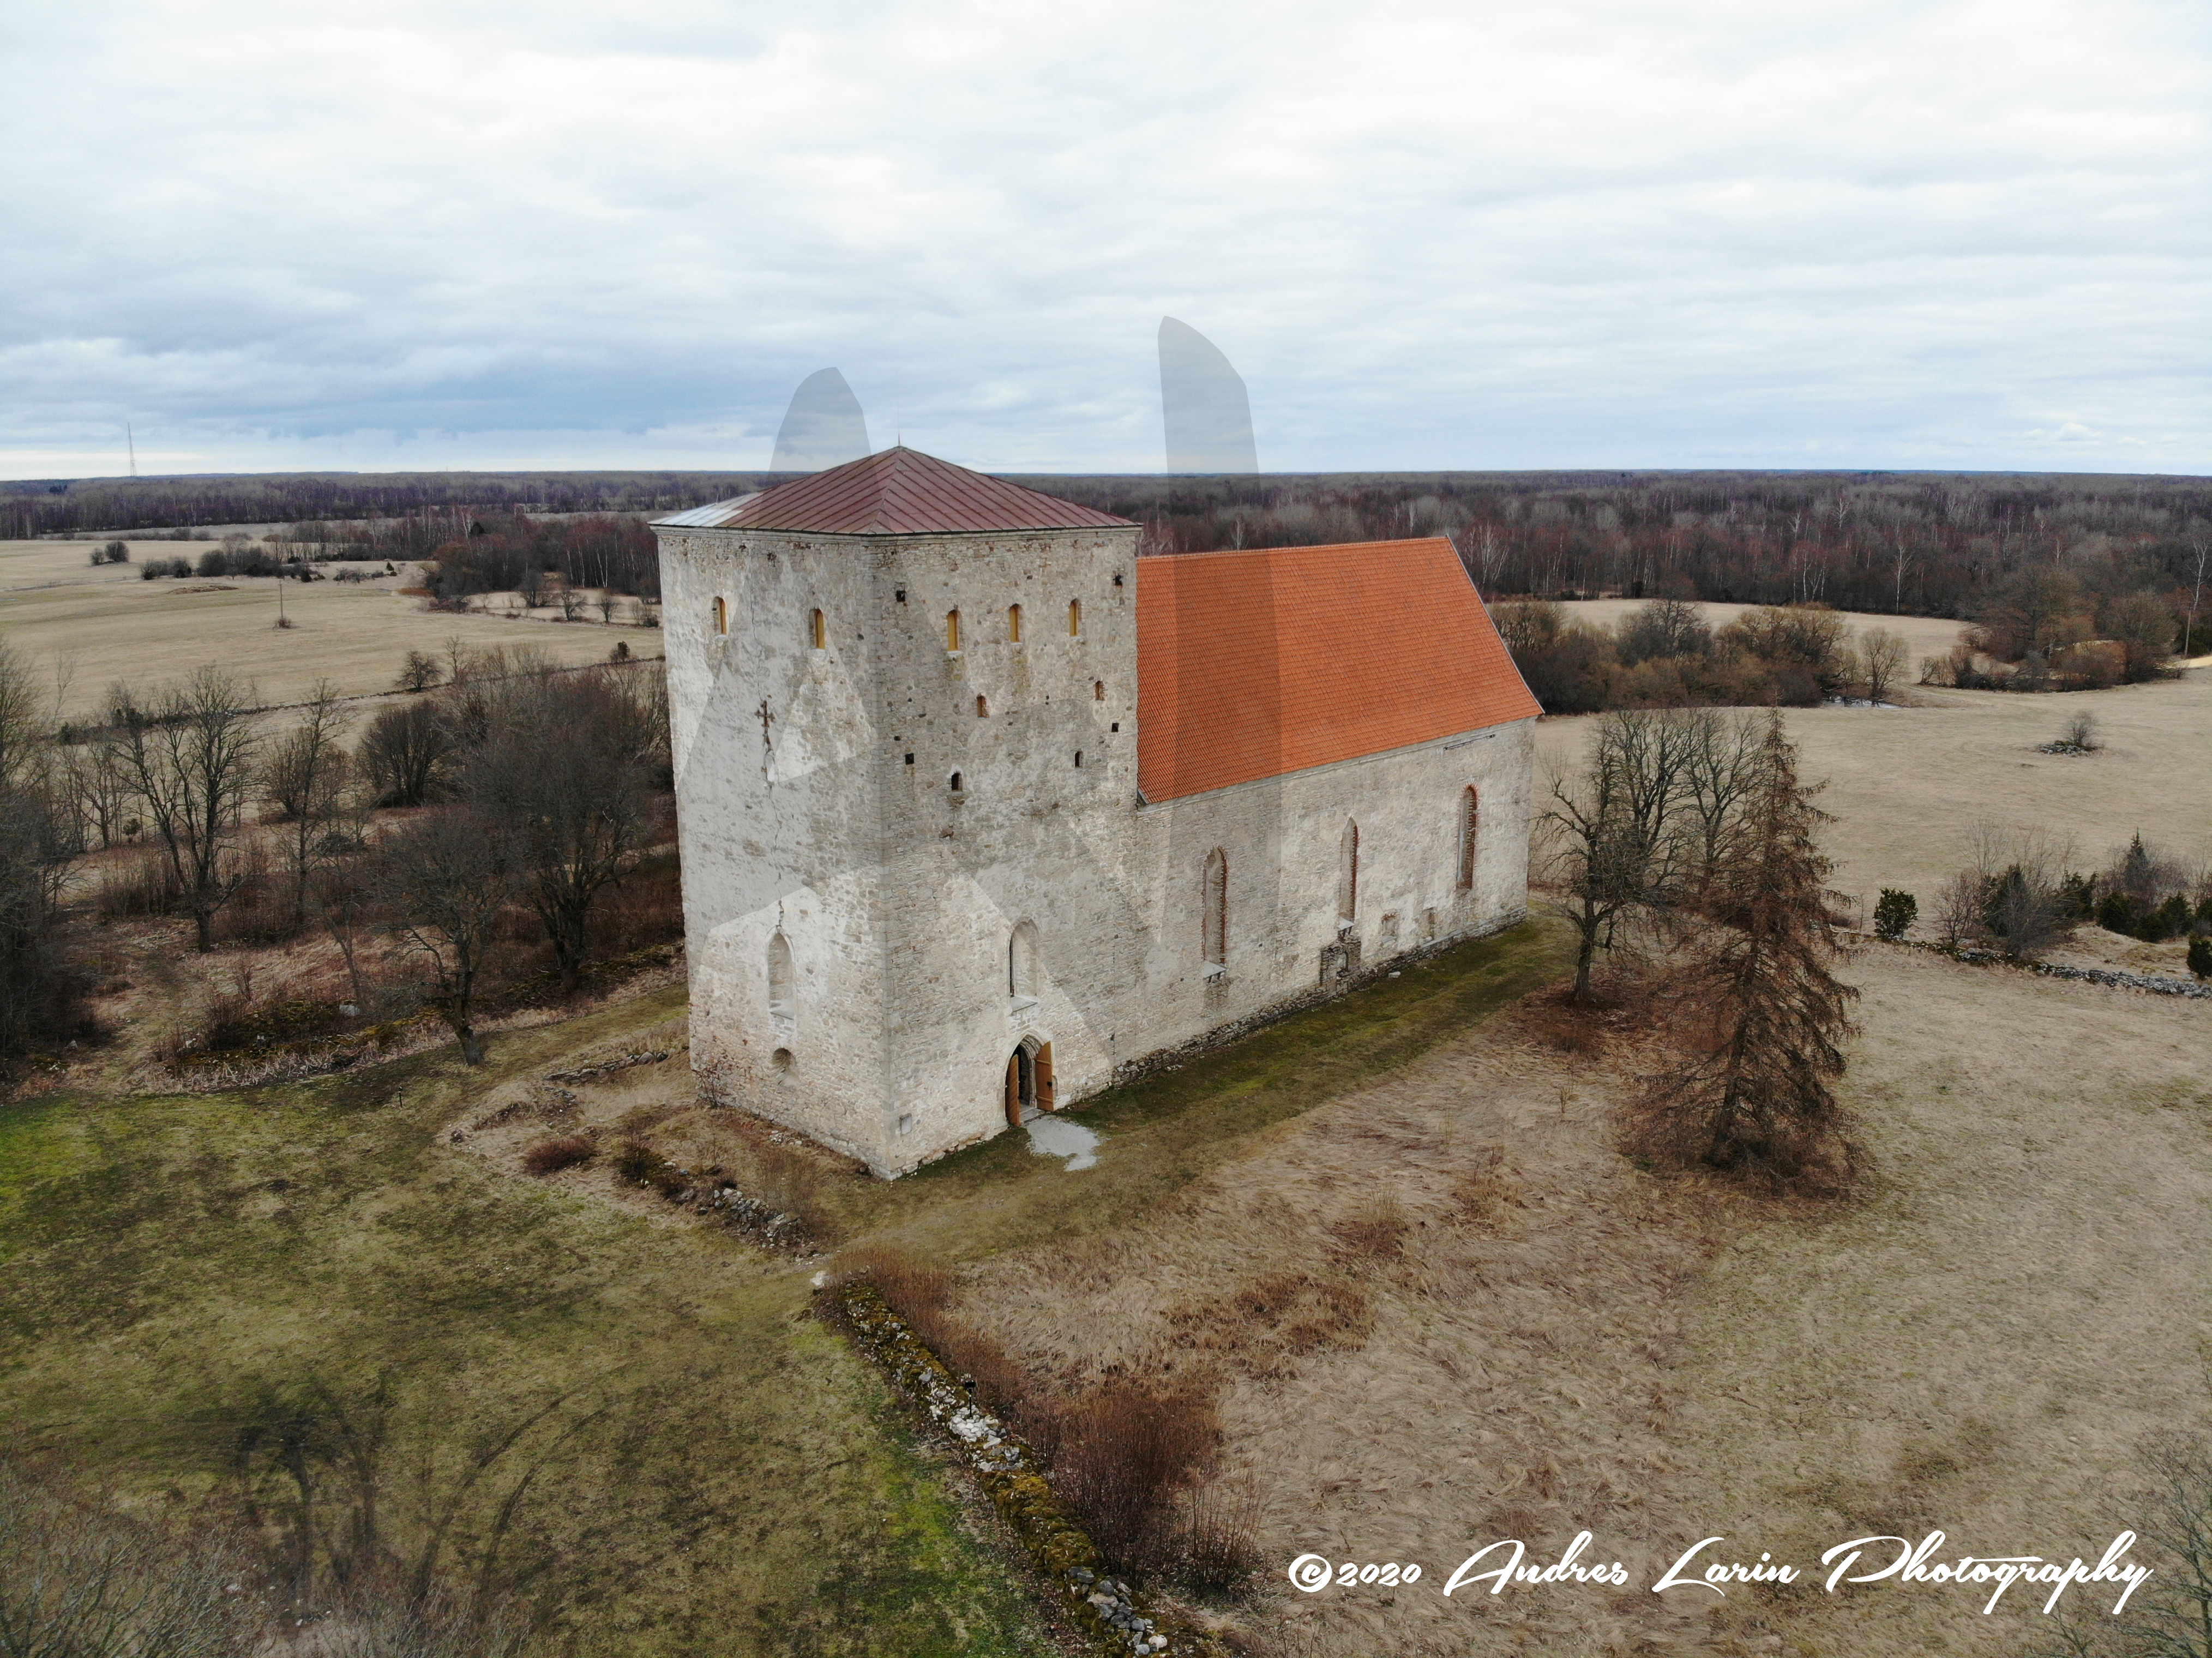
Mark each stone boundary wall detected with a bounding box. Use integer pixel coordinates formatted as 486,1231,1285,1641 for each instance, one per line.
1857,934,2211,1000
832,1281,1230,1658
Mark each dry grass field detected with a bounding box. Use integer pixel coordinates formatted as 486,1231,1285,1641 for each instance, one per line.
1532,669,2212,941
943,944,2212,1658
0,537,660,717
7,574,2207,1655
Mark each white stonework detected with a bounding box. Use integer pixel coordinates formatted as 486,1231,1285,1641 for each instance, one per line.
658,515,1533,1176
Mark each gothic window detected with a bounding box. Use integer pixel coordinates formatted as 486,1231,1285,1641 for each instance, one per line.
712,596,728,635
1203,848,1228,970
1009,921,1038,999
946,609,961,651
1338,821,1360,924
1008,603,1023,642
809,608,826,649
1457,786,1480,889
767,932,794,1021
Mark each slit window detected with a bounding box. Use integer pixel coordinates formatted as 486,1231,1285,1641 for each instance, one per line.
1008,604,1023,642
946,609,961,651
975,694,989,717
712,596,728,635
1074,751,1083,768
1093,680,1105,700
767,932,794,1020
1457,786,1480,889
1068,599,1081,635
1338,821,1360,924
949,771,963,792
809,608,826,650
1203,848,1228,969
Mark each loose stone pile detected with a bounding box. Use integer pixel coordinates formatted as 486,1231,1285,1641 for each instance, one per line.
548,1048,671,1083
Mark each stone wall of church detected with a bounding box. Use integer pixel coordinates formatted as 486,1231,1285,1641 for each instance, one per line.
662,517,1534,1178
1120,719,1535,1063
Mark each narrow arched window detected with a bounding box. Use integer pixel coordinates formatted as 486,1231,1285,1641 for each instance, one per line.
1338,821,1360,924
1008,604,1023,642
1009,921,1038,998
767,932,794,1019
712,596,728,635
1093,680,1104,701
946,609,961,651
949,771,963,792
1457,786,1480,890
1073,751,1083,768
975,694,989,718
1203,848,1228,969
809,608,826,650
1068,599,1081,635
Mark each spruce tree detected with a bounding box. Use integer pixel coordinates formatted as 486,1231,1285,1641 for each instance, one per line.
1629,713,1860,1190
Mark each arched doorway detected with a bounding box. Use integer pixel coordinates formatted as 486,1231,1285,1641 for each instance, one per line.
1003,1037,1055,1126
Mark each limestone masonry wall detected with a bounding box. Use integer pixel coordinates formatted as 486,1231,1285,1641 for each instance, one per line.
660,519,1534,1176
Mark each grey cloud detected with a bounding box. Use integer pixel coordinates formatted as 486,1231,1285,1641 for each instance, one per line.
0,0,2204,477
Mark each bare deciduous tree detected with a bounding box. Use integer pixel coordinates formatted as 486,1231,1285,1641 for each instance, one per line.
396,651,442,694
0,1461,254,1658
262,681,351,934
1859,627,1907,702
374,807,510,1062
359,700,457,808
467,672,651,993
1540,709,1702,1001
108,668,261,952
1627,714,1860,1190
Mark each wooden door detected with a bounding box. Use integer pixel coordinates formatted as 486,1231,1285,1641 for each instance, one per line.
1005,1054,1021,1126
1035,1044,1055,1112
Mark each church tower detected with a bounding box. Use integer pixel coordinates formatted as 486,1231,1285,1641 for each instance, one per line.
655,448,1143,1174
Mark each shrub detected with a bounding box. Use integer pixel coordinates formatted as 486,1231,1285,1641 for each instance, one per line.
522,1134,595,1175
2190,936,2211,981
95,847,183,919
610,1139,666,1185
2154,894,2195,941
1050,1383,1219,1575
1873,888,1917,941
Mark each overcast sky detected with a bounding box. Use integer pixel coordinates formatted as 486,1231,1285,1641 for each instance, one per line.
3,0,2205,479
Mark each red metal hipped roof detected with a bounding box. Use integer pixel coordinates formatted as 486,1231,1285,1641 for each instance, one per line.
1136,539,1541,802
716,447,1132,536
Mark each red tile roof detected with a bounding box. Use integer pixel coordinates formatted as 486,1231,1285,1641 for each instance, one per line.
1136,539,1540,802
717,447,1132,536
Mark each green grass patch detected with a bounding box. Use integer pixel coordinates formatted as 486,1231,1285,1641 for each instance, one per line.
0,994,1047,1658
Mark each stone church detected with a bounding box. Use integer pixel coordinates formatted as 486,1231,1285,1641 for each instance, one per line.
653,447,1540,1175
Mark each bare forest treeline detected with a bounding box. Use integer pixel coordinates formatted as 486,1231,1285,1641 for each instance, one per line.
1054,471,2212,624
1,469,783,541
15,467,2210,625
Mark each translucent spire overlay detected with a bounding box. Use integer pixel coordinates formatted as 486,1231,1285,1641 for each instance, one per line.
1157,317,1257,475
770,368,871,471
